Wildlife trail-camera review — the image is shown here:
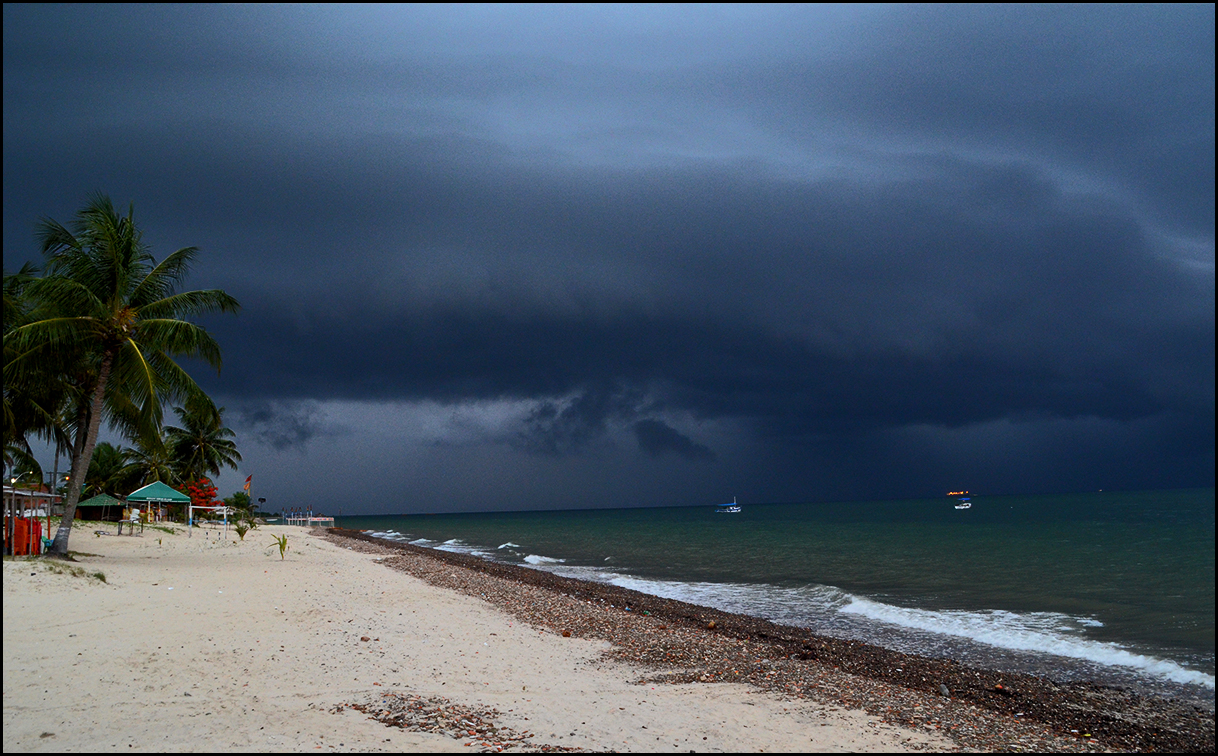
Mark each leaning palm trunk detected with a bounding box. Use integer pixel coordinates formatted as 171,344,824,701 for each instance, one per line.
49,352,112,555
12,195,238,555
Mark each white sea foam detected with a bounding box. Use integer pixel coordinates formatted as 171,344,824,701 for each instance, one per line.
839,598,1215,688
498,542,520,549
368,530,408,541
606,575,851,625
546,564,626,583
583,571,1215,690
523,554,566,565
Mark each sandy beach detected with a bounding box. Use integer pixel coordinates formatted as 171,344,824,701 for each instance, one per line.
4,522,947,753
4,523,1212,752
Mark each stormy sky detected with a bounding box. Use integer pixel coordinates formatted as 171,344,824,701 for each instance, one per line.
4,4,1213,514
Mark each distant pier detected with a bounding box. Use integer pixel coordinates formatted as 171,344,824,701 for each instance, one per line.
283,515,335,527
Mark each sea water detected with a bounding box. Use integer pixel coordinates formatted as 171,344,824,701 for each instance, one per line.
341,488,1215,704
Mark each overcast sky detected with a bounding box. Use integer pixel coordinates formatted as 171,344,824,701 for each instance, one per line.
4,4,1213,514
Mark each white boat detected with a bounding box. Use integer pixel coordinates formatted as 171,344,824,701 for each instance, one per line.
716,497,742,513
955,497,972,510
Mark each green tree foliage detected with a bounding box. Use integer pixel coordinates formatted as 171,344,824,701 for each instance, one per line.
5,194,239,554
165,396,241,482
121,435,180,489
223,490,251,510
3,263,72,488
222,489,257,528
83,441,136,498
4,448,43,490
3,440,42,484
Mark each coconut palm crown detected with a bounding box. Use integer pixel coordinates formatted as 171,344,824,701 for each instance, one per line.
5,194,239,554
165,397,242,483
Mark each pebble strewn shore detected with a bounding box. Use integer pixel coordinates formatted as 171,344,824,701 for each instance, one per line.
342,693,584,753
324,528,1214,753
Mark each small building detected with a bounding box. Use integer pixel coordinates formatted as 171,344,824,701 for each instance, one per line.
3,485,63,518
76,493,126,522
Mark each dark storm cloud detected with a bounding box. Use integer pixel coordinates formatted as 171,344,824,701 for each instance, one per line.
231,401,348,452
12,111,1208,458
743,4,1216,233
633,420,715,462
514,385,646,456
179,145,1209,431
3,4,1212,506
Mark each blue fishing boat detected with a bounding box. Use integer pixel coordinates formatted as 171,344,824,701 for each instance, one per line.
716,497,741,513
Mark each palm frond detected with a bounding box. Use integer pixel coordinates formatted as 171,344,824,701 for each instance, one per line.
142,349,209,404
37,217,85,261
134,319,225,369
129,246,199,306
137,288,241,321
23,275,107,319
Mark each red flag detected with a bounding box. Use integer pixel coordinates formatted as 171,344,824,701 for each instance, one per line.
244,475,252,492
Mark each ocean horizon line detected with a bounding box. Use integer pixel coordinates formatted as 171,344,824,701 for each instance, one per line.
335,485,1216,519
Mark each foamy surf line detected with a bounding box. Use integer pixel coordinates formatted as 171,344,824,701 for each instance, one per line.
524,559,1216,691
364,532,1214,691
523,554,565,565
612,573,1214,690
839,598,1215,689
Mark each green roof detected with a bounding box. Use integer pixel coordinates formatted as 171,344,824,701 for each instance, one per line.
126,480,190,503
77,493,124,508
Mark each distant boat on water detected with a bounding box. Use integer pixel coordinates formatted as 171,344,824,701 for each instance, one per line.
716,497,742,513
955,497,972,510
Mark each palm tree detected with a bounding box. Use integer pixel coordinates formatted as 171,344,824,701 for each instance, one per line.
2,440,41,480
3,263,40,443
5,194,239,554
4,262,67,552
3,263,68,462
121,436,180,489
83,441,136,499
166,396,242,483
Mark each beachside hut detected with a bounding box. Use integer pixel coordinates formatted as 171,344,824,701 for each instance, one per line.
4,485,63,555
76,493,125,522
126,481,189,524
4,485,63,518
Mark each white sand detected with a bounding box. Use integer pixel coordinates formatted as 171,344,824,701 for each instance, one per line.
3,523,950,752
